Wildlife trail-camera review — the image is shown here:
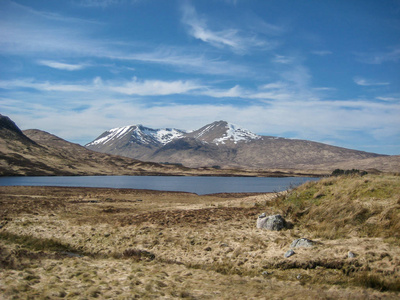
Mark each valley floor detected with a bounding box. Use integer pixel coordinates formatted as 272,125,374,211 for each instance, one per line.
1,175,400,299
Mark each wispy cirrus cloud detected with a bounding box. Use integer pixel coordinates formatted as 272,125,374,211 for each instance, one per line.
354,77,390,86
114,48,252,76
181,2,271,54
108,77,203,96
356,47,400,64
272,55,294,64
0,78,89,92
38,60,87,71
0,77,204,96
376,96,400,102
0,2,249,77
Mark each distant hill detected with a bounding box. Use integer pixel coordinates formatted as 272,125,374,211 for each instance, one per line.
0,114,192,176
86,120,399,172
1,115,398,176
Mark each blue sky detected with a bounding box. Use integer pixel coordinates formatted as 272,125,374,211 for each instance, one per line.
1,0,399,155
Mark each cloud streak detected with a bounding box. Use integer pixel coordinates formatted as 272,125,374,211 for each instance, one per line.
354,77,390,86
38,60,86,71
181,2,270,54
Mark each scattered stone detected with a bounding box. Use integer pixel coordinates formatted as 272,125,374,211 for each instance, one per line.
61,251,83,258
220,243,229,248
296,274,302,280
348,251,356,258
204,247,212,251
104,233,111,237
284,249,295,258
262,271,273,276
290,238,315,248
257,214,287,231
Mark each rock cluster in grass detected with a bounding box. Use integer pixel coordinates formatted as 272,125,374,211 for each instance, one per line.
256,213,287,231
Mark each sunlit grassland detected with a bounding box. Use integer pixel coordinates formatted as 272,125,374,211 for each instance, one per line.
0,175,399,299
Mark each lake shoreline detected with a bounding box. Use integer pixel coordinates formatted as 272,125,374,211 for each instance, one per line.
0,175,319,195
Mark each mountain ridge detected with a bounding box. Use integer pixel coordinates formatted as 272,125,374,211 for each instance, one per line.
86,120,389,170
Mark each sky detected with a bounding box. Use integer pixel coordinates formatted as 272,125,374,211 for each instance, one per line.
0,0,399,155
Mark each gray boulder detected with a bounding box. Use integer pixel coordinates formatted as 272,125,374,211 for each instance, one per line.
257,214,287,231
290,238,315,248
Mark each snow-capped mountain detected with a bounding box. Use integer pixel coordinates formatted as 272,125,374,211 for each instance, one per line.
86,121,260,149
86,125,185,147
86,120,382,169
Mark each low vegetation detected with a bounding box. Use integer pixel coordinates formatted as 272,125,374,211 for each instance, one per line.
0,174,399,298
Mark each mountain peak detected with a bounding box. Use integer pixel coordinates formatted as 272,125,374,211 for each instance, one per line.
187,121,260,144
86,124,185,147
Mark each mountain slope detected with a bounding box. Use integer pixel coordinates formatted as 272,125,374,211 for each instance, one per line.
185,121,261,144
86,125,185,161
0,114,191,176
86,120,396,172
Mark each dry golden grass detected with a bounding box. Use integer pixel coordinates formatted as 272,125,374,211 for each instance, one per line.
1,175,400,299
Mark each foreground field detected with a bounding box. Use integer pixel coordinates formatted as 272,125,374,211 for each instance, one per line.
1,174,400,299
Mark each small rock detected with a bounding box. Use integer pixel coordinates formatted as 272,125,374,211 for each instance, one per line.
348,251,356,258
104,233,111,237
204,247,212,251
220,243,229,248
290,238,315,248
296,274,302,280
262,271,273,276
284,249,295,258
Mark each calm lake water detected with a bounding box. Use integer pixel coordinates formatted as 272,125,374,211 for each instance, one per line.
0,176,319,195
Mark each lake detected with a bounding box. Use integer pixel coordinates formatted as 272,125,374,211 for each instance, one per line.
0,176,319,195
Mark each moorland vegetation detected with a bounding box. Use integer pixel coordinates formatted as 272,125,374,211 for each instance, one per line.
0,174,399,299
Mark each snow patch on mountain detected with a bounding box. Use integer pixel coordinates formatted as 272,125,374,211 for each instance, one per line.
87,126,134,146
214,123,261,144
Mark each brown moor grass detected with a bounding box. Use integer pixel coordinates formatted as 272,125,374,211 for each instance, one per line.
1,175,400,299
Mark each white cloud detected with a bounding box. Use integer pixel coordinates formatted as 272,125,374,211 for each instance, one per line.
109,77,203,96
354,77,390,86
38,60,86,71
0,77,204,97
181,2,269,53
201,85,243,98
357,47,400,64
273,55,294,64
0,2,252,77
376,96,400,102
260,82,287,90
0,79,89,92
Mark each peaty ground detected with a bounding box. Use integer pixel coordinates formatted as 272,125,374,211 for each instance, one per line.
1,175,400,299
